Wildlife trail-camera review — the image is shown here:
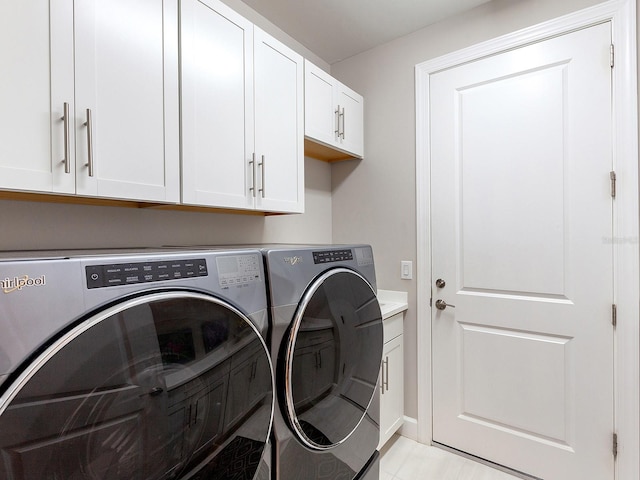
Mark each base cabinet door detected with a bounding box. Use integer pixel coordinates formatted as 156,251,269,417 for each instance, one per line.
379,314,404,448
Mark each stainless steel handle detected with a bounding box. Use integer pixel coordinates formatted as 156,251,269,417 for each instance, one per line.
382,357,389,393
435,278,446,288
249,153,256,197
340,106,345,139
61,102,70,173
435,299,456,310
84,108,94,177
335,105,341,136
258,155,265,198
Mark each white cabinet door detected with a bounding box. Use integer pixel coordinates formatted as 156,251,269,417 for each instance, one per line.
336,85,364,158
304,60,364,159
74,0,179,202
379,313,404,449
0,1,75,194
254,28,304,213
180,0,254,209
304,63,336,147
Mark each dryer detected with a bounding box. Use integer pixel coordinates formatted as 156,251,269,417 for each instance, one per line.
262,245,383,480
0,248,274,480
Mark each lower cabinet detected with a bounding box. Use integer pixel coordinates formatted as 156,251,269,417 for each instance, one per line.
379,312,404,449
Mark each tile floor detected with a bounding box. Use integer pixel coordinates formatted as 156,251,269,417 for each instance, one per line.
380,435,521,480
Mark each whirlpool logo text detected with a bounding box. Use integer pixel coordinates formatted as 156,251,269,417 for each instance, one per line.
283,256,303,266
2,275,47,294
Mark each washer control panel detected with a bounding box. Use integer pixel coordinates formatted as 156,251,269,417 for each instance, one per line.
86,258,208,289
312,249,353,264
216,254,262,287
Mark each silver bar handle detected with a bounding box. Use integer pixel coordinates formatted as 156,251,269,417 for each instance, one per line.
84,108,94,177
258,155,265,198
249,153,256,197
340,106,345,139
334,105,341,136
382,356,389,392
61,102,70,173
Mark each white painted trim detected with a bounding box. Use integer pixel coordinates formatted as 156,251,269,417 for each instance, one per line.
398,415,419,442
415,1,638,479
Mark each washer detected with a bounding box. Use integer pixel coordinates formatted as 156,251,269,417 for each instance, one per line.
0,248,274,480
262,244,383,480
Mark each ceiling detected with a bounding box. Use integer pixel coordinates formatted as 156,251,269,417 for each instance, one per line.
240,0,494,64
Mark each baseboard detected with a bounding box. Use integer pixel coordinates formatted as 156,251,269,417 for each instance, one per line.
398,416,418,441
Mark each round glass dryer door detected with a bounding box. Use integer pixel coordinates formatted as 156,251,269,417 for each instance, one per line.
0,291,274,480
284,268,383,450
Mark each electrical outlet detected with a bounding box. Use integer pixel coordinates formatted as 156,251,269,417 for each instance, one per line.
401,261,413,280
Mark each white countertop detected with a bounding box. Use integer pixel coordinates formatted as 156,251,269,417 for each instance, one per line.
377,289,408,319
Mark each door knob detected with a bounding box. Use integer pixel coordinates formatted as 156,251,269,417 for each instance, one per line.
435,278,446,288
435,299,455,310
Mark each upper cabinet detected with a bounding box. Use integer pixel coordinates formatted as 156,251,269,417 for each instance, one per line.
180,0,304,214
304,60,364,161
253,28,304,213
0,1,74,195
74,0,180,202
180,0,254,210
0,0,180,203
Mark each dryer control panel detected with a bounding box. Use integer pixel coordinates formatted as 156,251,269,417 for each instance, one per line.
313,249,353,264
85,258,208,289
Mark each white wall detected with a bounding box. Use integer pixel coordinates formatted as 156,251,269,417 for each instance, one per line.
329,0,608,421
0,156,332,250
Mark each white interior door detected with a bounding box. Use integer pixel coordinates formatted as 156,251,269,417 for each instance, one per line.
430,23,614,480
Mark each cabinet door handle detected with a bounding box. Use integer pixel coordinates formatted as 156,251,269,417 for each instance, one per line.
84,108,94,177
61,102,70,174
335,105,341,136
340,106,345,139
249,153,256,197
383,356,389,392
258,155,265,198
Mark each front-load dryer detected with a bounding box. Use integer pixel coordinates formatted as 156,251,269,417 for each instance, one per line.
0,248,274,480
262,244,383,480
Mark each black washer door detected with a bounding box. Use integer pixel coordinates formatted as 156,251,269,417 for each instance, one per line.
284,268,383,450
0,291,273,480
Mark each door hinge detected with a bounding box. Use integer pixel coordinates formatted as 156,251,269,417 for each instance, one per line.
610,171,617,198
613,432,618,458
612,304,617,327
610,44,615,68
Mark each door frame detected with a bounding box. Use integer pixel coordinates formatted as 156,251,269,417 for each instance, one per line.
415,1,638,478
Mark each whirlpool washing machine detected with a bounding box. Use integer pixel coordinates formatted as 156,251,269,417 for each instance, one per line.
0,248,274,480
262,245,383,480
